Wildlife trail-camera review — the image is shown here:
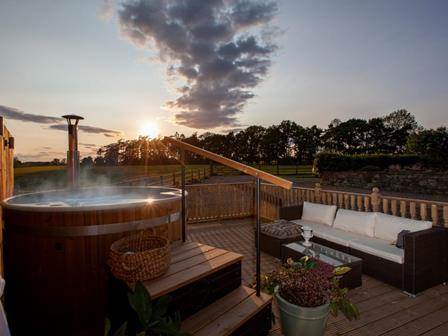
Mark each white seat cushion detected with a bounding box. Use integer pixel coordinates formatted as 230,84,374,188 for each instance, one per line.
333,209,376,237
292,219,363,247
349,236,404,264
301,202,337,226
374,212,432,243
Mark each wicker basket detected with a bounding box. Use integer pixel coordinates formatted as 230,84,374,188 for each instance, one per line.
108,231,171,284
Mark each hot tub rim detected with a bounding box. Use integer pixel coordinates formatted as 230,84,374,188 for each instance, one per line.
1,186,184,212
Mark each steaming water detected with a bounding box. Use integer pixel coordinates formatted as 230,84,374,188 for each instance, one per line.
4,186,181,209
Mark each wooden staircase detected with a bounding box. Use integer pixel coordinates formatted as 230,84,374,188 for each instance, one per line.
142,241,273,336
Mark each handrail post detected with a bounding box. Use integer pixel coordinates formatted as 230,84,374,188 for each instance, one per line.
181,149,186,242
256,177,261,297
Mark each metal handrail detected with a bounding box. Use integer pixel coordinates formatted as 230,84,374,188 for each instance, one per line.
163,137,292,296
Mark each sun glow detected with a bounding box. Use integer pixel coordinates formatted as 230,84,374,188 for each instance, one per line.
139,121,160,138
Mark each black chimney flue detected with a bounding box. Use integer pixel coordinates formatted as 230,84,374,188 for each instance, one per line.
62,114,84,189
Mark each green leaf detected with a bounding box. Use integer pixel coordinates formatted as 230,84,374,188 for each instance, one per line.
112,322,128,336
153,295,171,319
104,318,111,336
128,282,153,328
334,266,351,276
329,302,338,317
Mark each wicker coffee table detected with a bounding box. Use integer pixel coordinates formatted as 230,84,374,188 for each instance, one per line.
281,241,362,289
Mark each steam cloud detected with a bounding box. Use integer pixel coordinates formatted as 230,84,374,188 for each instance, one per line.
118,0,278,129
1,104,122,137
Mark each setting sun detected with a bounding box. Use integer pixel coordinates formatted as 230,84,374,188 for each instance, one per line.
139,121,160,138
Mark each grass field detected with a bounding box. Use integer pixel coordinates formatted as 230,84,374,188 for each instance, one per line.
14,164,315,193
14,165,208,193
14,165,66,177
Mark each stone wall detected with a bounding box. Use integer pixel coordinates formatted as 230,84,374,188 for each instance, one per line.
321,170,448,195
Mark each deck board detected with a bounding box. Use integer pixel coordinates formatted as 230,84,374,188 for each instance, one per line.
143,242,243,299
380,305,448,336
188,218,448,336
181,286,255,334
165,247,229,276
420,321,448,336
342,291,448,336
182,286,271,336
170,244,215,263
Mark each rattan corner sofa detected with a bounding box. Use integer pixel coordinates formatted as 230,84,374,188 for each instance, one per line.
281,202,448,295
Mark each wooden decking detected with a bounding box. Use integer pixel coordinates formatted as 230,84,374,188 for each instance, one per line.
142,240,272,335
143,241,243,299
188,218,448,336
182,286,271,335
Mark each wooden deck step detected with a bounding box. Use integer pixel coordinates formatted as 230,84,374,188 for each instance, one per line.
181,285,272,336
143,241,243,299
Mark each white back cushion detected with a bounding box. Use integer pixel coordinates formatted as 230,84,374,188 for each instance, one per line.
374,212,432,242
333,209,376,237
302,201,337,226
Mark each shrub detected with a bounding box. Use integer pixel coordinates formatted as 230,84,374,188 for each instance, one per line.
313,152,443,173
262,257,359,320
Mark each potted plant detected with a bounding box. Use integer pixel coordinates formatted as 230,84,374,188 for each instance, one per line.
262,257,359,336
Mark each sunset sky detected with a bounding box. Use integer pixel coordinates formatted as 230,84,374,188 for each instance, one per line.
1,0,447,161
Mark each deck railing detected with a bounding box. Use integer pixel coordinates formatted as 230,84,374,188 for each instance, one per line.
186,182,255,222
116,169,448,227
186,182,448,227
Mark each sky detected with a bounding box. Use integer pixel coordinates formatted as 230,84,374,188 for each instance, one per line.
1,0,447,161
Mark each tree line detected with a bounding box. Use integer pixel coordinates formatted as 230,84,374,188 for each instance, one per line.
52,109,448,166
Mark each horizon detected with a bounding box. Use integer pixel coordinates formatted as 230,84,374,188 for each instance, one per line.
1,0,447,161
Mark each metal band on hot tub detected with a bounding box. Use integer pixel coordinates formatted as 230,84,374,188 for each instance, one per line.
7,212,181,237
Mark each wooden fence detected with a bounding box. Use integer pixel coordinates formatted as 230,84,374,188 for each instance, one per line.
0,117,14,274
211,164,315,177
116,166,211,187
185,182,448,227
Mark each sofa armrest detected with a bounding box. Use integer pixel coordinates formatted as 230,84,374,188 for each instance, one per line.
403,227,448,294
279,205,303,221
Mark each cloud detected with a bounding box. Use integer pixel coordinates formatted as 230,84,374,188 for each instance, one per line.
0,105,62,124
48,124,122,137
1,104,122,137
117,0,278,129
98,0,114,21
79,143,97,149
16,151,65,161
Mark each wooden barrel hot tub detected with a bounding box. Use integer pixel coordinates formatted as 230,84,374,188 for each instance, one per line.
2,186,182,335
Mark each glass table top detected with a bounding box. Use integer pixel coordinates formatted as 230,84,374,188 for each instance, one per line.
283,241,362,267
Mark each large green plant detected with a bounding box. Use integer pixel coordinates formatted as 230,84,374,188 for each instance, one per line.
105,282,190,336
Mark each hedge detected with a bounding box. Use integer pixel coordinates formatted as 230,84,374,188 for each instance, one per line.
313,153,442,173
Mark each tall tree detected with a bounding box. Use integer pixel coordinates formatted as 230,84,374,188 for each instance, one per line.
322,119,369,154
234,126,266,163
407,127,448,162
292,125,323,163
382,109,420,153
